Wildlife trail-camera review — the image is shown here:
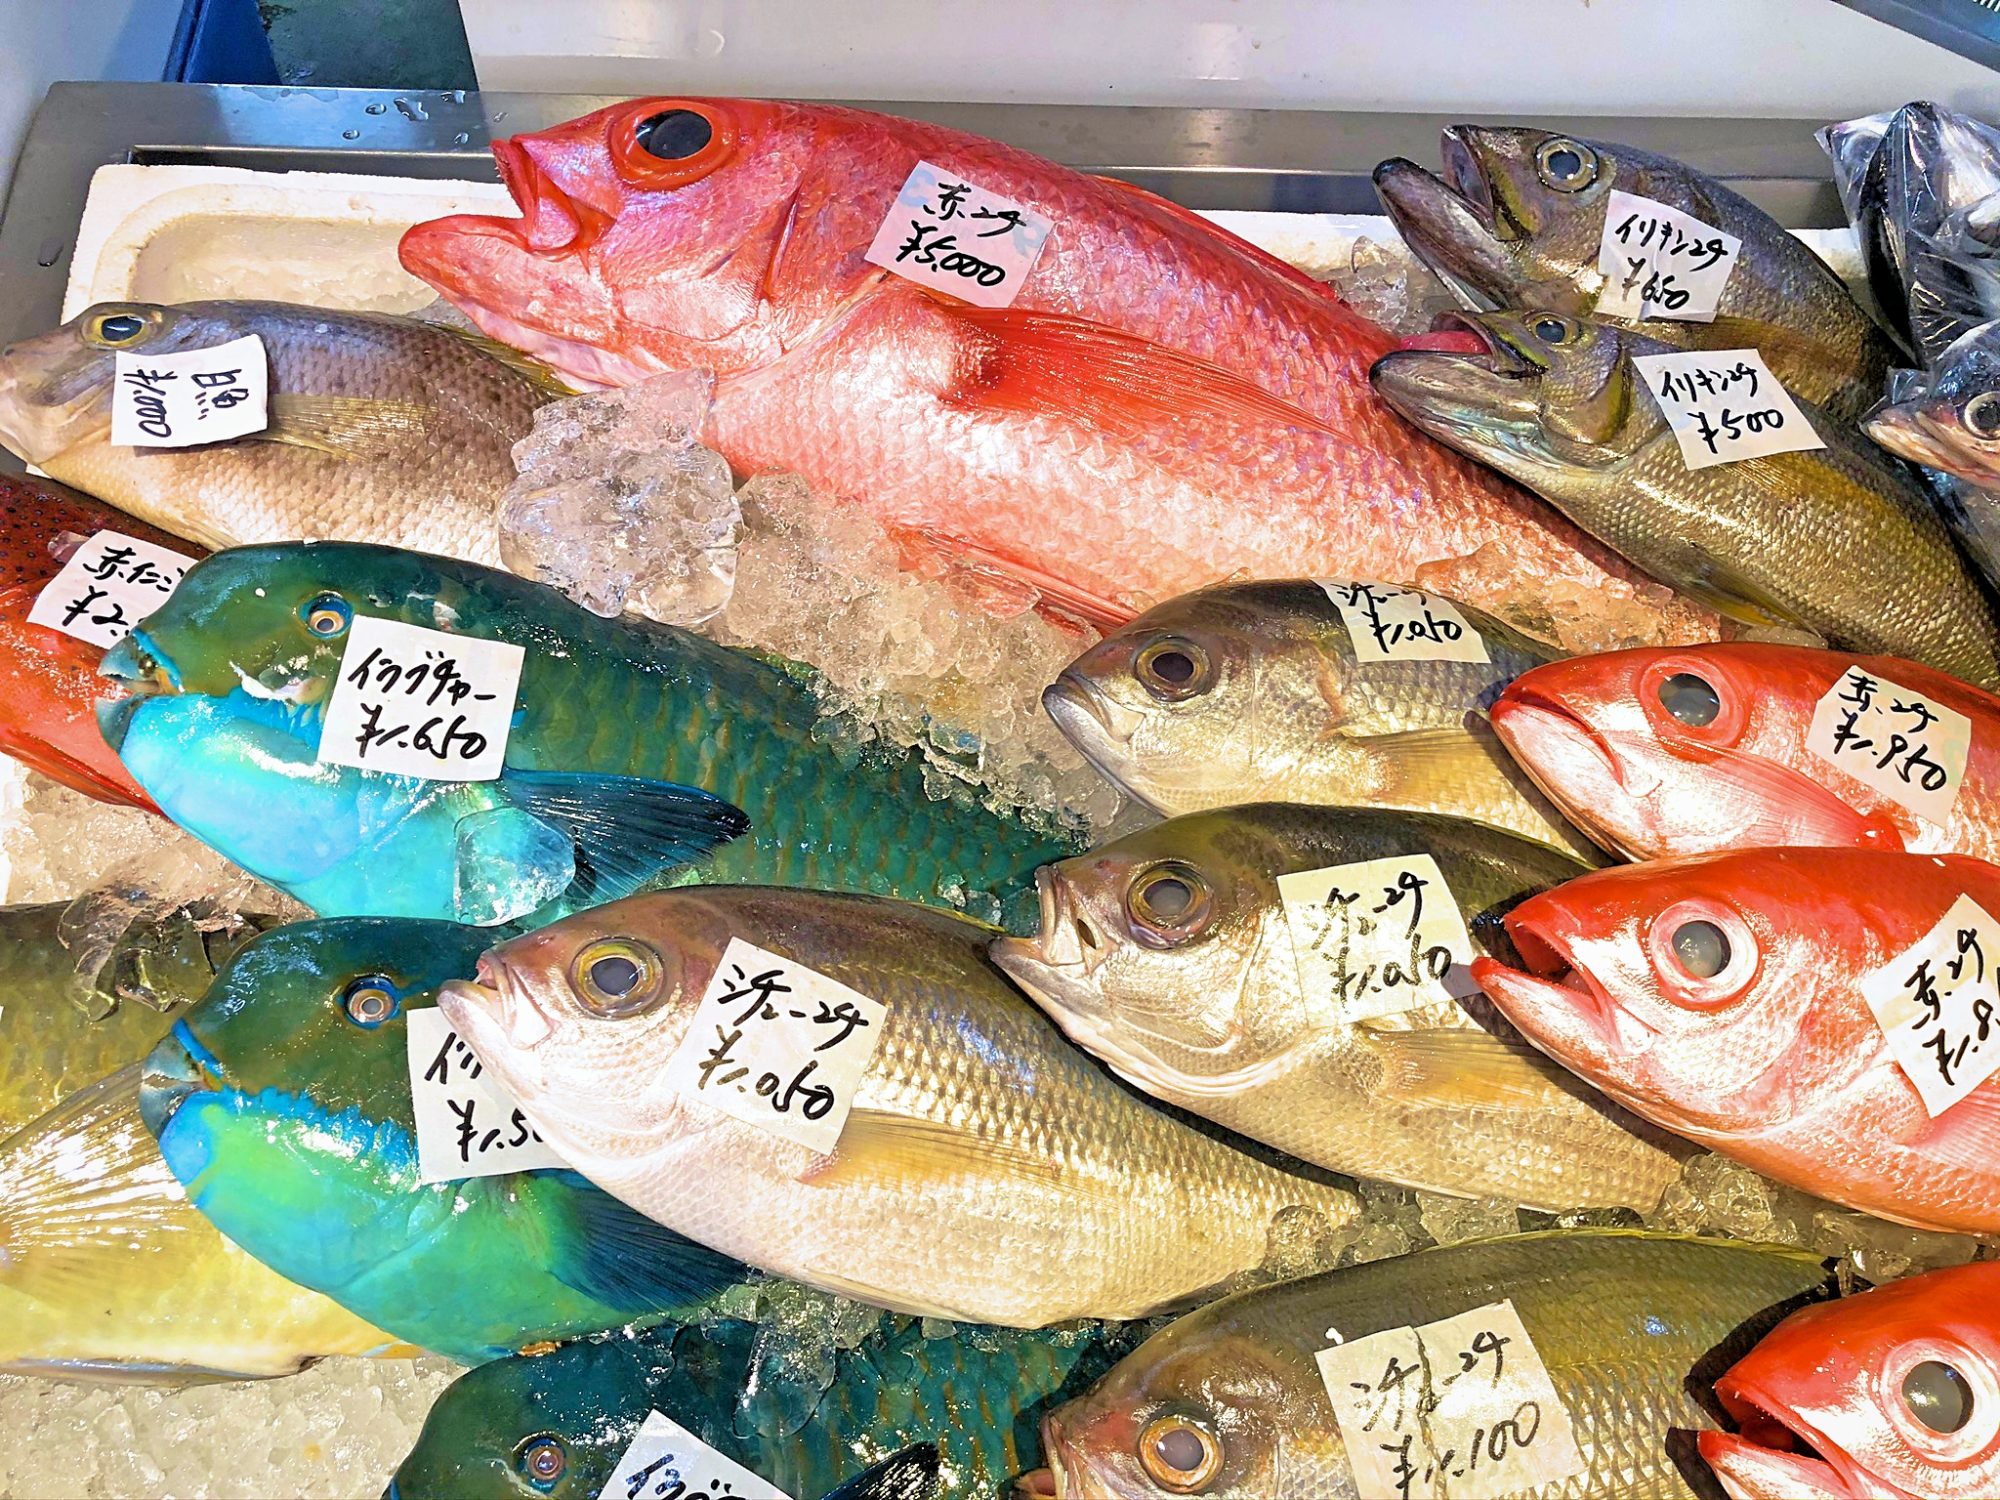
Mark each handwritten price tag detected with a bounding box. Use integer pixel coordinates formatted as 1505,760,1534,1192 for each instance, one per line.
109,333,268,447
864,160,1053,309
1596,190,1742,322
25,530,195,648
1316,1299,1585,1500
405,1007,566,1183
1278,854,1477,1024
1318,580,1490,665
598,1410,791,1500
1861,894,2000,1118
662,937,887,1155
318,616,523,782
1807,665,1971,828
1633,348,1825,469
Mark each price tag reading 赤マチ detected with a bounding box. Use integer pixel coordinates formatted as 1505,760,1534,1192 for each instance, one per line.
1318,580,1491,665
1860,894,2000,1118
317,616,524,782
661,937,888,1156
598,1410,792,1500
25,530,196,648
109,333,269,448
1278,854,1478,1024
1596,189,1742,322
1806,664,1972,828
1632,348,1825,470
1315,1299,1586,1500
404,1007,566,1183
863,160,1054,309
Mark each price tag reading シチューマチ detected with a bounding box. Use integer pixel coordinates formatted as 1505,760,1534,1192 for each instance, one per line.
1318,580,1491,665
318,616,525,783
109,333,269,448
25,530,196,649
864,160,1054,309
1861,893,2000,1118
404,1007,566,1184
662,937,888,1155
1596,189,1742,322
1806,664,1972,828
1278,854,1479,1025
597,1410,792,1500
1632,348,1825,470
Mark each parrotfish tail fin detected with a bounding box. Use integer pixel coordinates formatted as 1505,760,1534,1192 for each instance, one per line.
542,1171,749,1317
819,1446,942,1500
499,770,750,905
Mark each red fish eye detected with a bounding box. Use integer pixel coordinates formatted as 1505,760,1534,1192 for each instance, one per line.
610,99,734,188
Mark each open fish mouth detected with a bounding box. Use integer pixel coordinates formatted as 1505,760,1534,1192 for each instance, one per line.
95,629,183,751
139,1021,222,1139
1488,689,1639,856
1863,397,2000,485
1370,314,1543,433
1372,133,1514,310
1699,1381,1879,1500
1474,904,1650,1067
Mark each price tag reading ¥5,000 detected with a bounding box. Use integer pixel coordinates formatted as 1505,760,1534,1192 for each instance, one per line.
317,616,524,783
1806,664,1972,828
662,937,888,1156
1860,894,2000,1118
25,530,196,649
1278,854,1478,1025
110,333,269,448
1318,580,1491,665
1596,189,1742,322
863,160,1054,309
1316,1299,1586,1500
598,1410,792,1500
404,1007,566,1183
1632,349,1825,470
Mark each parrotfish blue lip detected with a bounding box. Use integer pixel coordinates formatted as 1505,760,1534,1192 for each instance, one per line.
138,1021,222,1140
96,627,180,751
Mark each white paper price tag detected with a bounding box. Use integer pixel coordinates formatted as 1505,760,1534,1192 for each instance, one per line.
1316,1299,1585,1500
1278,854,1477,1024
405,1007,567,1183
25,530,196,648
1596,189,1742,322
1806,664,1971,828
598,1410,791,1500
864,160,1054,309
109,333,268,448
1861,894,2000,1118
1318,580,1490,665
1633,348,1825,469
663,937,887,1155
318,616,524,782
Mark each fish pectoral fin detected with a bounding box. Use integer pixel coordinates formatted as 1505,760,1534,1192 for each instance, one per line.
1896,1081,2000,1174
261,394,438,460
799,1109,1069,1192
1363,1025,1579,1112
428,321,580,399
822,1444,943,1500
538,1170,747,1314
498,769,750,905
905,527,1140,629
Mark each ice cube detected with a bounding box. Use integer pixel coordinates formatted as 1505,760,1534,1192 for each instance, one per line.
453,807,574,926
1415,1192,1522,1246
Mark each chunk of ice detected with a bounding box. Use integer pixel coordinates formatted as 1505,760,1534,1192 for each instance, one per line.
453,807,574,926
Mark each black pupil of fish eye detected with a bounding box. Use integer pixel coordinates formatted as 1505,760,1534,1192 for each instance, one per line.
1547,146,1584,180
1149,650,1196,685
1155,1425,1208,1473
1144,876,1194,921
1970,396,2000,437
636,109,713,161
590,954,642,996
1904,1360,1974,1434
99,315,143,341
1672,920,1731,980
1658,672,1721,727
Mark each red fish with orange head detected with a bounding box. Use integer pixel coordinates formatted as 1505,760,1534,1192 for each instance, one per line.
1700,1260,2000,1500
399,98,1709,646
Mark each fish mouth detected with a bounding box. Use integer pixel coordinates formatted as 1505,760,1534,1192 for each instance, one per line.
1370,313,1545,444
138,1021,222,1139
95,628,181,751
1699,1380,1882,1500
1488,689,1637,858
1372,132,1514,310
489,137,590,254
1041,674,1156,798
1863,397,2000,486
1473,904,1647,1069
440,953,557,1056
994,866,1106,978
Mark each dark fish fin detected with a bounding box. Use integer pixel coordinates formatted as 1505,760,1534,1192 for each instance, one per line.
819,1445,941,1500
429,322,579,399
260,394,436,459
498,769,749,902
541,1171,747,1315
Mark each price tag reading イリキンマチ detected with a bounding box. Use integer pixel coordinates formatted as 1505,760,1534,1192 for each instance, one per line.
1806,664,1972,828
1596,190,1742,322
404,1007,567,1183
1278,854,1479,1024
1318,580,1491,665
1861,894,2000,1118
318,616,525,783
864,160,1054,309
25,530,197,649
109,333,269,448
1632,348,1826,469
597,1410,792,1500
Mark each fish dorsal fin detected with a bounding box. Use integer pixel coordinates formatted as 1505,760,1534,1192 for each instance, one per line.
822,1445,942,1500
1092,174,1353,305
428,322,579,399
496,770,749,908
799,1108,1068,1192
1898,1082,2000,1176
537,1169,746,1317
261,394,437,459
1364,1025,1581,1113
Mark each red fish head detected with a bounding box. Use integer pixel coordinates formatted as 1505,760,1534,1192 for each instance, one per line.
1700,1261,2000,1500
400,98,822,386
1491,646,1908,861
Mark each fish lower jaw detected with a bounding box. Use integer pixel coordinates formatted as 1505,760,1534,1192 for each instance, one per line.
1697,1396,1888,1500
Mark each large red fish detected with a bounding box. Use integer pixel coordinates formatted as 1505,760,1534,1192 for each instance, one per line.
0,475,193,811
1473,848,2000,1235
399,98,1707,645
1700,1260,2000,1500
1491,645,2000,862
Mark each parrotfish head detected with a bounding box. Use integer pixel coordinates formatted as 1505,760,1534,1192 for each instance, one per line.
1699,1261,2000,1500
1865,326,2000,488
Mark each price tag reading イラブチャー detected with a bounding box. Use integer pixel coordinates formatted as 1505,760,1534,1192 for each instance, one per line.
1318,580,1491,665
1315,1299,1586,1500
317,616,525,783
597,1410,792,1500
1277,854,1479,1025
661,937,888,1156
1595,190,1742,322
404,1007,567,1183
1806,664,1972,828
1631,348,1826,470
863,160,1055,309
1860,893,2000,1118
109,333,269,448
25,530,196,649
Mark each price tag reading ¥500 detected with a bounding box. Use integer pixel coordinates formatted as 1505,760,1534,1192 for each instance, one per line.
318,616,524,782
110,333,269,448
1318,580,1490,665
1278,854,1478,1025
25,530,196,648
864,160,1054,309
598,1410,791,1500
1806,664,1972,828
1316,1299,1586,1500
1596,189,1742,322
1633,349,1825,470
1861,894,2000,1118
404,1007,566,1183
662,937,888,1156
